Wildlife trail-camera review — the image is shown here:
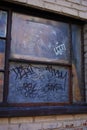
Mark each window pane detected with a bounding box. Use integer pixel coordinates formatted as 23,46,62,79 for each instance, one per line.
0,40,5,70
72,25,84,103
0,73,4,102
0,10,7,37
11,13,70,63
8,62,70,103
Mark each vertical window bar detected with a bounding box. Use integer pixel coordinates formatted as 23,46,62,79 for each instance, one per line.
81,26,86,103
69,24,72,64
3,10,12,102
69,24,73,103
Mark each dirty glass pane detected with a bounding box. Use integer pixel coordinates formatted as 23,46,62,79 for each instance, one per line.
0,40,5,70
0,10,7,37
72,25,84,103
8,62,70,103
0,73,4,102
11,13,70,63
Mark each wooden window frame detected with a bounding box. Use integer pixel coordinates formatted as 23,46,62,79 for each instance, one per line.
0,1,87,117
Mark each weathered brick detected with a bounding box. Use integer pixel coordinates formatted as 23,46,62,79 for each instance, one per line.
81,119,87,126
34,116,56,123
43,0,56,3
62,6,78,16
0,124,19,130
19,123,42,130
42,122,59,129
13,0,27,3
56,115,74,121
79,11,87,19
0,118,9,124
0,125,9,130
63,121,75,128
9,125,19,130
27,0,44,8
56,0,72,8
44,2,62,12
82,0,87,6
72,3,87,11
9,117,33,124
84,127,87,130
66,0,81,4
74,120,82,127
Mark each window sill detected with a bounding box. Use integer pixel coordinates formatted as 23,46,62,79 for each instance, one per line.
0,105,87,117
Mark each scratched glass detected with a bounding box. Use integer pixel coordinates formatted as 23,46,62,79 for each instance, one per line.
0,10,7,37
72,25,84,103
11,13,70,63
8,62,70,103
0,73,4,102
0,40,5,70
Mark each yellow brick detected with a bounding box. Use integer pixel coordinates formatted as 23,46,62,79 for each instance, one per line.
42,122,58,129
62,6,78,16
9,117,33,124
43,0,56,3
44,2,61,12
67,0,81,4
0,118,9,124
20,123,42,130
79,11,87,19
42,121,63,129
63,120,75,128
13,0,27,3
34,116,56,122
56,0,72,8
74,114,87,120
56,115,74,121
82,0,87,6
27,0,44,8
72,3,87,11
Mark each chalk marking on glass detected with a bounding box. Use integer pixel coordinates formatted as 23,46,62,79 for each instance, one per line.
54,43,66,55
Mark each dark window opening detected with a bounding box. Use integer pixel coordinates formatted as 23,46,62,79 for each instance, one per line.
0,1,87,117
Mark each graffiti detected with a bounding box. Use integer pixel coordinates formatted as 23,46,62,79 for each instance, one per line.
43,83,64,92
16,83,37,98
8,63,69,102
46,65,67,79
11,64,34,80
54,43,66,55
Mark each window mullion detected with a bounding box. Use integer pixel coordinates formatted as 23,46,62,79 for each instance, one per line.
3,10,12,103
81,26,86,103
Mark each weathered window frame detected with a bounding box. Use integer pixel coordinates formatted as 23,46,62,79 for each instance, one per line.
0,1,87,117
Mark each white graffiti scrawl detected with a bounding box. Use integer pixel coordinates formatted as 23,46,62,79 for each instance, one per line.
54,43,66,56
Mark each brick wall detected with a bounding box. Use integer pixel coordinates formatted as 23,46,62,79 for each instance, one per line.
1,0,87,130
0,114,87,130
6,0,87,20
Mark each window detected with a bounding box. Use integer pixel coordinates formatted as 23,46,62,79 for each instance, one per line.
8,13,71,104
0,2,87,117
0,10,7,102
